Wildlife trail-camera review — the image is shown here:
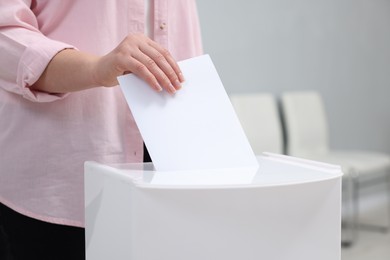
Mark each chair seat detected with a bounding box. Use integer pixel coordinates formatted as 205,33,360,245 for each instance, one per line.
300,151,390,177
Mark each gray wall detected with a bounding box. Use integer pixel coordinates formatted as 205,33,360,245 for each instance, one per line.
196,0,390,154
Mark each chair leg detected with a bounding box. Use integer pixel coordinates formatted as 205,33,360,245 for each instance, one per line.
342,171,359,247
352,176,360,237
342,168,390,248
356,170,390,233
386,170,390,230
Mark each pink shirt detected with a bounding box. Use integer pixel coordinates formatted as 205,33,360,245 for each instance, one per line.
0,0,203,227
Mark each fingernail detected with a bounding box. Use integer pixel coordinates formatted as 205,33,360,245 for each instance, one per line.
178,72,185,83
155,84,163,92
169,83,176,94
174,79,182,90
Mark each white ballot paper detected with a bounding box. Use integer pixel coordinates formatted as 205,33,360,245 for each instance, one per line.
118,54,258,172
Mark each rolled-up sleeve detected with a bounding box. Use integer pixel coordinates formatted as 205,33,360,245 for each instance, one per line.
0,0,75,102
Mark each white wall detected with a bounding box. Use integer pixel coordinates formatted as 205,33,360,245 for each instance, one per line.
196,0,390,153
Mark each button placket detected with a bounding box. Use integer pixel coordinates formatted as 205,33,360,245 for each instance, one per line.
153,0,168,48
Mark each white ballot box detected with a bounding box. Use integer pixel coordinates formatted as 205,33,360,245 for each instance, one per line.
85,153,342,260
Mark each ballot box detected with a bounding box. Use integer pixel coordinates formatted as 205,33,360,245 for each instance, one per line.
85,153,342,260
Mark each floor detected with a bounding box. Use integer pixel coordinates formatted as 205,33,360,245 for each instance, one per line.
342,230,390,259
341,181,390,260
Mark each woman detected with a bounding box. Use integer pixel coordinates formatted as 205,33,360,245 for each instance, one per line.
0,0,202,259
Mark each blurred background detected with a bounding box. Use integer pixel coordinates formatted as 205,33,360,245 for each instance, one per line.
197,0,390,154
196,0,390,259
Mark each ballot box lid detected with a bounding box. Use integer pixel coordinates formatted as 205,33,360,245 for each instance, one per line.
85,153,342,188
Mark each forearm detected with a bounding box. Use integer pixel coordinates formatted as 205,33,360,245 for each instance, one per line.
31,49,100,94
31,34,184,95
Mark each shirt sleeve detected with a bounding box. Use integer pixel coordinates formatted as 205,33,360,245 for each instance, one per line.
0,0,75,102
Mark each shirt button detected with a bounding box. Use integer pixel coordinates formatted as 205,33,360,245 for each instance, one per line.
159,22,166,30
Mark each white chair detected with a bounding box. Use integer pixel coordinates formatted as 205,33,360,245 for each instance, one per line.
230,92,283,155
280,90,390,246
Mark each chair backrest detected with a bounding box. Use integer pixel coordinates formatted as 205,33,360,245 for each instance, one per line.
230,92,283,155
280,91,329,157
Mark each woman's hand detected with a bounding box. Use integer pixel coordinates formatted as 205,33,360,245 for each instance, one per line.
93,34,184,94
32,34,184,95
